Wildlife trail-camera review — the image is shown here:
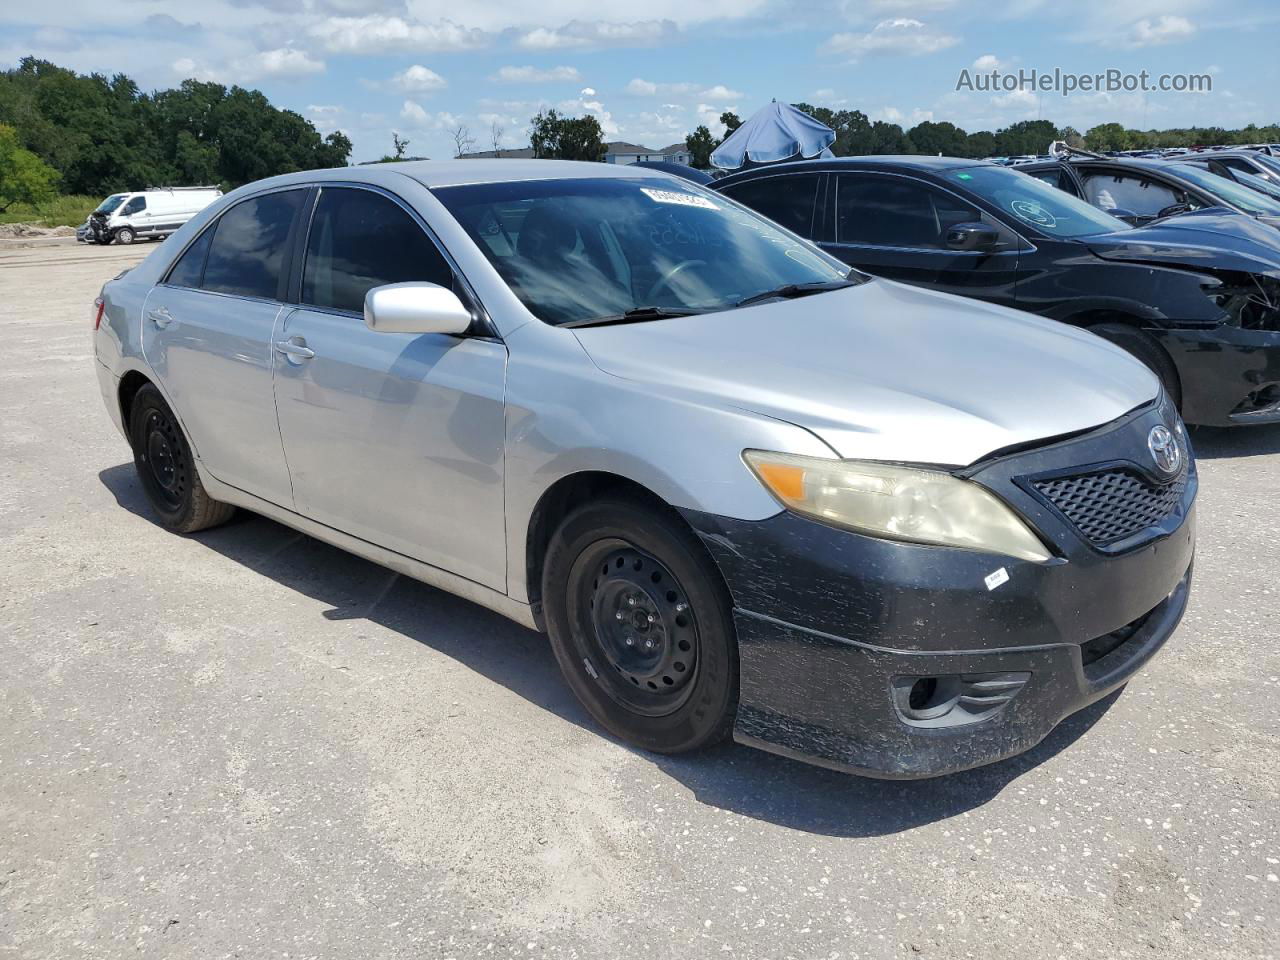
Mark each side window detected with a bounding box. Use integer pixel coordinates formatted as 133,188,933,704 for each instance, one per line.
202,190,305,300
1029,167,1081,197
166,227,214,289
720,174,820,237
1081,172,1180,218
122,196,146,215
836,174,980,248
302,188,454,314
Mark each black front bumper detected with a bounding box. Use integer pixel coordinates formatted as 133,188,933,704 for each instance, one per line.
1153,324,1280,425
683,399,1197,778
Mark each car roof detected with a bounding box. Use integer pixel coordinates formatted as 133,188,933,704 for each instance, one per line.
713,155,992,186
224,159,673,195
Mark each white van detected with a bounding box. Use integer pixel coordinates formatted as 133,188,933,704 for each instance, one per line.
79,187,223,245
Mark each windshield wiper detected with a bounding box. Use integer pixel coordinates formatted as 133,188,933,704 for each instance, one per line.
561,306,702,329
733,278,860,309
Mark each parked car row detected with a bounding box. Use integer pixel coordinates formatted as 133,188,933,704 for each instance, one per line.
95,159,1198,779
714,156,1280,426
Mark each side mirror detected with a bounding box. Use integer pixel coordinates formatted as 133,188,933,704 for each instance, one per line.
944,221,999,252
1105,207,1142,225
364,282,472,336
1155,202,1192,220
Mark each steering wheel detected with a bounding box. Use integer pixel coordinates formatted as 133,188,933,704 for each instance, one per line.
645,259,709,302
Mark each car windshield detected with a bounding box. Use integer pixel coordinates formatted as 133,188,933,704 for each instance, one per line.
95,194,127,214
434,177,852,326
946,165,1132,238
1173,163,1280,214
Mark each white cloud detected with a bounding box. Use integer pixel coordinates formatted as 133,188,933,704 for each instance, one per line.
400,100,461,130
625,78,742,100
392,64,447,92
992,87,1038,110
580,86,595,96
874,105,934,126
309,16,486,54
248,48,324,77
1123,15,1195,47
973,54,1003,70
401,99,430,124
489,64,582,83
823,18,960,60
517,19,676,50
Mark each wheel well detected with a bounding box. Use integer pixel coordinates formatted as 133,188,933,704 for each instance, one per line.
525,471,682,617
1062,309,1144,329
117,370,152,432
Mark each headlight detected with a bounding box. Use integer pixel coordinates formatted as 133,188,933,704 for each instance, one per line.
744,450,1052,562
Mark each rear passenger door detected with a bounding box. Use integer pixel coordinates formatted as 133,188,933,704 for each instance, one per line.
141,188,306,505
823,172,1023,306
272,185,508,590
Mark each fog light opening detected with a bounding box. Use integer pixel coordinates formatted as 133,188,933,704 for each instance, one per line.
908,677,937,711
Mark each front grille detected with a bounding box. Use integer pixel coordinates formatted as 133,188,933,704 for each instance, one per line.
1033,465,1188,546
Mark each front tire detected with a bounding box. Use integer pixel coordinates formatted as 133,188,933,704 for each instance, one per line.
114,227,135,245
128,384,235,533
542,497,739,754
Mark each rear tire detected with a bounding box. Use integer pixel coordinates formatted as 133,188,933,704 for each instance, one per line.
128,384,235,533
542,496,739,754
115,227,135,245
1088,322,1182,410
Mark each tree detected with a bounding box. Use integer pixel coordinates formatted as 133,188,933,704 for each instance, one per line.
964,130,997,158
0,58,351,195
529,109,606,161
1084,122,1131,152
0,122,58,210
451,124,475,159
685,125,716,169
1060,125,1086,149
392,132,410,159
994,119,1059,156
489,120,504,156
906,120,968,157
719,111,743,136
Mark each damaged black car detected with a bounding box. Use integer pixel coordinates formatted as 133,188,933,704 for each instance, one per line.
714,156,1280,425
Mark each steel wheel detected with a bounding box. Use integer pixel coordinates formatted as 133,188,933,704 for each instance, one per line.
572,540,701,716
139,407,188,511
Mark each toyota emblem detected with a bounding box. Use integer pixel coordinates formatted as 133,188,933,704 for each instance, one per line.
1148,425,1181,476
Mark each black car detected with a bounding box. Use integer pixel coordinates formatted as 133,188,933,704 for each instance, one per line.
713,156,1280,425
1018,156,1280,229
1173,149,1280,190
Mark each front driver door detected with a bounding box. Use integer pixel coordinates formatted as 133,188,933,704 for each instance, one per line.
823,172,1022,307
272,185,508,590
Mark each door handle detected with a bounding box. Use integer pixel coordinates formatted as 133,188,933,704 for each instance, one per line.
147,307,173,328
275,337,315,362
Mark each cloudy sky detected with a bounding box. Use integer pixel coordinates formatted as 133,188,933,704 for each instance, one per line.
3,0,1278,162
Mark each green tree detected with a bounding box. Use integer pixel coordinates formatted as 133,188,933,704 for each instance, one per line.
0,122,58,210
529,109,606,161
719,111,743,136
994,119,1059,156
906,120,968,157
964,130,997,158
685,125,716,168
1084,122,1131,152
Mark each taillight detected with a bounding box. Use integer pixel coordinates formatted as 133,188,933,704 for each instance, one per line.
92,296,105,330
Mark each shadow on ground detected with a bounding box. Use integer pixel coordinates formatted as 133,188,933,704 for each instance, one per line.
101,461,1119,839
1190,422,1280,460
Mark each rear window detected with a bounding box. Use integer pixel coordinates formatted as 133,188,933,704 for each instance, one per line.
201,190,306,300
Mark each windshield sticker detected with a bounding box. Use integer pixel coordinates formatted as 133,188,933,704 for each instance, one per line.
955,172,973,180
984,567,1010,591
1010,199,1057,228
641,187,718,210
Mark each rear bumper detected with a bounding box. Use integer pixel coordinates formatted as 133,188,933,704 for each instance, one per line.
683,398,1196,778
1152,324,1280,425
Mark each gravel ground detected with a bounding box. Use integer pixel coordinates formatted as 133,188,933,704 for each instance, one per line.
1,238,1278,960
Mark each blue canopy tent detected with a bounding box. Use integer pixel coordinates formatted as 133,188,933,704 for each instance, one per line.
710,101,836,171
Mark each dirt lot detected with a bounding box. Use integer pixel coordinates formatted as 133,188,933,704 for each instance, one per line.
1,238,1278,960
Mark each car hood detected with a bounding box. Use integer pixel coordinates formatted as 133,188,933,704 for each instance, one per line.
572,279,1158,467
1085,208,1280,279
